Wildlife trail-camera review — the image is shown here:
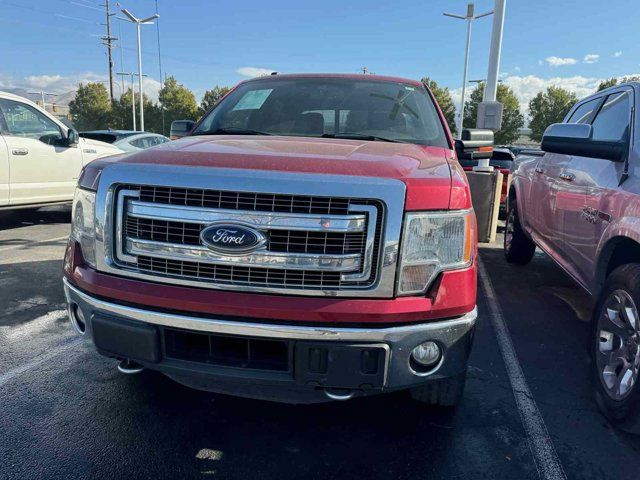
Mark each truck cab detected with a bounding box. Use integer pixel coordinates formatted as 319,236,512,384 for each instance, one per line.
63,74,488,405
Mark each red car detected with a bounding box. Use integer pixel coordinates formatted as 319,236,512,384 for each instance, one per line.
63,74,490,405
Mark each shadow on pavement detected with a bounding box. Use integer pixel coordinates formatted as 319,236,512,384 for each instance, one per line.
0,205,71,232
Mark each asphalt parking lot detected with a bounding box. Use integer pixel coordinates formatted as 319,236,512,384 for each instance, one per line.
1,207,640,480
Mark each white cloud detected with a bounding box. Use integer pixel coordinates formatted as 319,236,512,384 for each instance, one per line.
583,54,600,64
450,73,640,123
0,72,162,102
514,66,521,72
614,51,623,57
545,56,577,67
237,67,276,78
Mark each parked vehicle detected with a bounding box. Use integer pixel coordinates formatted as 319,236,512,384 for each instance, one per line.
505,82,640,432
80,130,170,152
0,91,121,210
459,147,516,217
63,74,492,405
169,120,195,140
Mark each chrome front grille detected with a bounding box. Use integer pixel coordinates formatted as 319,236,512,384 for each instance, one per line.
113,185,384,292
95,165,405,298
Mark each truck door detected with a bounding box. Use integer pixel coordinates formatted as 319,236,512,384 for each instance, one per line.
561,89,632,287
0,133,8,206
0,98,81,206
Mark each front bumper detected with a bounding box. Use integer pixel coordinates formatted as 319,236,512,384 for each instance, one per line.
64,278,477,403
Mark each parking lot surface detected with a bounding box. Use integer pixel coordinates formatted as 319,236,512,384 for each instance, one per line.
1,207,640,480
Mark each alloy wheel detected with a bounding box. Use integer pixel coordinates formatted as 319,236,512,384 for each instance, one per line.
596,289,640,401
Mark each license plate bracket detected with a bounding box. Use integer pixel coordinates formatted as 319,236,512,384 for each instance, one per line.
294,342,388,389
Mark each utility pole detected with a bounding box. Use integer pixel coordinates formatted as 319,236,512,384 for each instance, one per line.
101,0,117,102
117,72,148,131
121,8,159,132
443,3,493,138
361,67,368,74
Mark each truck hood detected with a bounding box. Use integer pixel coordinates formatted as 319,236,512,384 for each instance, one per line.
89,135,466,209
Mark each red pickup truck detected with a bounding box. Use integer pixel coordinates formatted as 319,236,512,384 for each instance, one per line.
63,74,489,405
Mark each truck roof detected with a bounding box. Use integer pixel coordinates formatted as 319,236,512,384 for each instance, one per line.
241,73,424,88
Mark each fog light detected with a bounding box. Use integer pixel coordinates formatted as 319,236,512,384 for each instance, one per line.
411,341,441,367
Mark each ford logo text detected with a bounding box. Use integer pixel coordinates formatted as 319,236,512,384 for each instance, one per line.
200,223,267,254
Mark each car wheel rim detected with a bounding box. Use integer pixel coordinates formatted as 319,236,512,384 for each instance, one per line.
505,208,515,251
596,289,640,401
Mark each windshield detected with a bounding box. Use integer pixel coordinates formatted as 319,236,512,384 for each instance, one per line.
193,77,449,147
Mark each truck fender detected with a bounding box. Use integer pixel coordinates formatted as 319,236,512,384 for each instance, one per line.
594,216,640,292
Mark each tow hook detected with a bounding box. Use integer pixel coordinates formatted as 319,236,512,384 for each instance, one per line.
117,359,145,374
323,388,355,401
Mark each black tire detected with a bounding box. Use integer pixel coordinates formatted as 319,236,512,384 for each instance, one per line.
409,371,466,407
591,264,640,434
503,200,535,265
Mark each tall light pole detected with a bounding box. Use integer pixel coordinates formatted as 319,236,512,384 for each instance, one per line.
117,72,148,131
121,8,158,132
483,0,506,104
443,3,493,138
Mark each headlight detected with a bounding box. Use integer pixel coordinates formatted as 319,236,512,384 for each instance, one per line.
71,187,97,268
397,210,474,296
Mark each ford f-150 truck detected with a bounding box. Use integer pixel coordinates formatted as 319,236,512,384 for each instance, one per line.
63,74,490,405
505,82,640,431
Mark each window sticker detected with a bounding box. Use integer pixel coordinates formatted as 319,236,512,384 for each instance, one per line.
232,89,273,111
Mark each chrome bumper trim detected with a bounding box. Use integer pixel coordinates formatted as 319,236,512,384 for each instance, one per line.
125,237,362,272
63,278,476,343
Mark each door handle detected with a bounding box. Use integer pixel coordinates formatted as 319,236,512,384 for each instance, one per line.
559,173,575,182
12,148,29,156
534,167,544,174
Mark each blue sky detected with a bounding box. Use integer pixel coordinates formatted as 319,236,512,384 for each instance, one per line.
1,0,639,114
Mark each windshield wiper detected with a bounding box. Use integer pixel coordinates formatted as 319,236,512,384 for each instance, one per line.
192,127,274,136
321,133,407,143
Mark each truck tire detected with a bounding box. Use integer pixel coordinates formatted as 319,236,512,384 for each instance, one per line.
409,371,466,407
504,201,535,265
591,264,640,434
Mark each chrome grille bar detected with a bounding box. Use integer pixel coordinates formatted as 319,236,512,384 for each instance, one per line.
127,200,366,233
126,238,362,272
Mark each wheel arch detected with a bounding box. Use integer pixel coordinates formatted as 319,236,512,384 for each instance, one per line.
595,236,640,295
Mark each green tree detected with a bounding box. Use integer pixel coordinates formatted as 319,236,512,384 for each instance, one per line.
69,82,112,130
110,89,159,132
200,86,232,116
597,76,640,91
528,86,579,142
159,76,198,132
463,82,524,145
421,77,457,135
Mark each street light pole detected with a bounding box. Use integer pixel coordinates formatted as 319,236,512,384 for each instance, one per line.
443,4,493,138
117,72,148,131
483,0,506,103
121,8,159,132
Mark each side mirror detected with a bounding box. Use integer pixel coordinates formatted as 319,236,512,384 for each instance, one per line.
184,120,196,134
170,120,196,140
541,123,625,162
66,128,79,146
455,129,494,160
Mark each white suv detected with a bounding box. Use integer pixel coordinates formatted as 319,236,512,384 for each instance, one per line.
0,91,122,210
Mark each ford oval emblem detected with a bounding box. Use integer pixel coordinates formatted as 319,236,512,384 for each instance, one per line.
200,223,266,254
